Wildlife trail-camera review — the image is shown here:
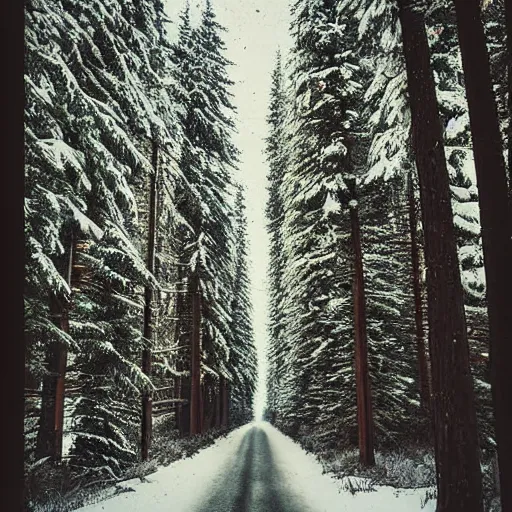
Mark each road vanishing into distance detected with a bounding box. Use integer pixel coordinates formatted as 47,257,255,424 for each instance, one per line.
79,422,435,512
193,426,313,512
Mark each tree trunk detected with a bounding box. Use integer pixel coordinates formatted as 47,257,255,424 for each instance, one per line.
215,381,221,428
141,140,159,461
220,376,229,428
174,364,182,432
451,2,512,510
349,194,375,467
35,235,74,461
179,374,191,437
407,170,431,412
189,270,202,435
396,2,483,511
201,381,211,432
174,266,185,433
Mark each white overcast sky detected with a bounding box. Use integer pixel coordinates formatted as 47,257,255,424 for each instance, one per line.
163,0,293,419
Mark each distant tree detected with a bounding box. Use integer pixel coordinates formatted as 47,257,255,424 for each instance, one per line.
265,50,290,431
229,186,258,426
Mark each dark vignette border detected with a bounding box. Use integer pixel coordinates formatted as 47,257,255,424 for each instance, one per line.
1,0,25,510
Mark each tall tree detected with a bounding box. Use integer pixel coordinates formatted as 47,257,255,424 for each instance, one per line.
229,187,258,426
173,0,239,434
189,262,202,435
265,50,290,426
407,169,430,412
337,0,432,428
25,0,179,483
34,234,74,461
278,0,375,456
502,0,512,187
141,140,159,460
396,1,483,510
451,1,512,508
346,178,375,466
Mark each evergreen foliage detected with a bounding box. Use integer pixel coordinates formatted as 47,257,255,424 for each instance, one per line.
24,0,256,496
265,0,497,459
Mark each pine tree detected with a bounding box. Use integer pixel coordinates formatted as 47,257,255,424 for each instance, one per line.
173,1,240,434
396,0,484,509
265,50,290,427
25,0,256,499
337,0,432,423
505,0,512,186
25,0,183,482
276,0,373,455
425,4,495,456
229,187,258,426
450,1,512,508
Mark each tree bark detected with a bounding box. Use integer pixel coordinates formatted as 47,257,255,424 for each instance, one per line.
35,235,73,461
396,2,484,511
141,140,159,460
407,170,431,412
215,380,221,428
174,266,185,433
189,270,202,435
451,2,512,510
179,374,191,437
349,195,375,467
220,376,229,428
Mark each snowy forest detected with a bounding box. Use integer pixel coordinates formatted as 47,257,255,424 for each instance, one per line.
264,0,511,511
24,0,257,508
22,0,511,512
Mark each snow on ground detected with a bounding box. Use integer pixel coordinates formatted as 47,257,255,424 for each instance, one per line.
76,423,255,512
77,421,436,512
262,421,436,512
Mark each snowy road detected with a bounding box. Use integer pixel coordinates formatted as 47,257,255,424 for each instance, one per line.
192,425,310,512
78,422,435,512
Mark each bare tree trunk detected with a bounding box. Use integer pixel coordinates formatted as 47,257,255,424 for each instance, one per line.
220,376,229,428
215,380,221,428
141,141,159,461
174,363,182,432
407,170,431,412
451,2,512,510
189,271,202,435
396,2,484,511
36,235,74,461
349,192,375,467
174,266,185,433
201,380,212,432
180,373,191,437
199,381,204,432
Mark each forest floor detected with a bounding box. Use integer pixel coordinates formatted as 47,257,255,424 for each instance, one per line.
74,421,436,512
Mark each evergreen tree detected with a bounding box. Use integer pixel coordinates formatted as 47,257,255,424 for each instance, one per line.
25,0,256,499
172,1,240,433
277,0,365,447
426,5,496,455
264,50,290,427
450,1,512,508
229,187,258,426
25,0,182,481
396,0,484,509
338,0,432,424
